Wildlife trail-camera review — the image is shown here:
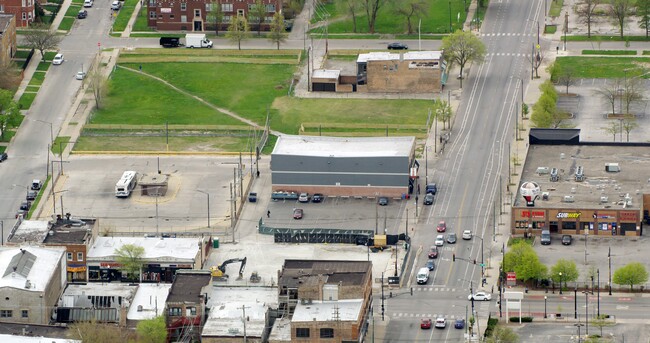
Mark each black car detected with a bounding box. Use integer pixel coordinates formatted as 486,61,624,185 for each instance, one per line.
312,193,324,203
248,192,257,202
387,42,408,50
26,190,37,201
423,193,434,205
378,197,389,206
446,233,457,244
20,201,32,211
0,152,7,162
77,9,87,19
562,235,573,245
426,183,437,195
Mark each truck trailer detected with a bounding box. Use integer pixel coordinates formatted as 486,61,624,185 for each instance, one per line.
185,33,213,48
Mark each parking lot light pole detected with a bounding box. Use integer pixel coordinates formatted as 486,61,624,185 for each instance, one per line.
559,272,563,294
196,190,210,228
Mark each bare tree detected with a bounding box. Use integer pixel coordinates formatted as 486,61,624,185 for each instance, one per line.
601,121,619,141
249,0,267,37
531,44,545,78
609,0,633,38
268,11,287,49
340,0,363,33
576,0,601,38
226,15,250,50
622,116,638,141
0,60,22,90
362,0,387,33
557,65,576,94
207,0,224,36
22,23,62,60
594,79,622,115
395,0,428,34
622,77,642,114
88,69,107,110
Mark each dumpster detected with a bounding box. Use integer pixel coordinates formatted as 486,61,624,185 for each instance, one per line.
213,238,219,248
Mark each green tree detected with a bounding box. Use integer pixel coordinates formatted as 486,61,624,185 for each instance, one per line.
268,11,286,49
609,0,633,38
137,316,167,343
532,80,570,128
226,15,250,50
503,242,547,283
613,262,649,291
485,325,519,343
576,0,601,38
639,0,650,37
556,65,576,94
550,259,579,289
432,98,452,130
0,89,20,140
441,30,487,88
249,0,267,37
207,0,224,36
115,244,145,281
395,0,428,34
601,120,619,141
362,0,387,33
22,23,62,60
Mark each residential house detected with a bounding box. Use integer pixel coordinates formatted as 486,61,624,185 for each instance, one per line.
166,270,212,342
0,14,16,64
0,0,35,27
147,0,282,32
0,246,66,325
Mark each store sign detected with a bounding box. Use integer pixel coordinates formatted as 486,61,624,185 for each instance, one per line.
160,8,172,13
556,212,581,219
620,211,639,221
522,210,545,218
100,262,122,268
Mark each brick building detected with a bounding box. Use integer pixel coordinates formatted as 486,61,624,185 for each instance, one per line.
356,51,447,93
0,14,16,64
165,270,212,342
0,0,35,27
147,0,282,32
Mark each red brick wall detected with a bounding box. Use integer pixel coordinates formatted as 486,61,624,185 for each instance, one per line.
1,0,35,27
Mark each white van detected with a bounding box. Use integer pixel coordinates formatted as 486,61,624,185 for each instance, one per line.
416,267,429,284
83,0,93,7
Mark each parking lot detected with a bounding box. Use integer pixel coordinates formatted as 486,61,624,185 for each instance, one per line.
41,155,250,233
264,195,411,234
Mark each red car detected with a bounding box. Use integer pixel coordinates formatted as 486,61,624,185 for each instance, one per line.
437,221,447,232
293,208,303,219
428,246,439,259
421,318,432,329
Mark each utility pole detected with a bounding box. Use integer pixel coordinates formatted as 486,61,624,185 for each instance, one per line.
608,246,612,295
241,305,249,343
381,272,385,321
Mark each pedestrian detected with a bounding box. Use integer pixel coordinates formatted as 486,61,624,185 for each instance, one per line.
139,64,142,71
256,170,260,178
267,210,270,218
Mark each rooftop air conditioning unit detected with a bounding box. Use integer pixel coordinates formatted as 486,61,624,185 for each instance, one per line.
550,168,559,182
600,196,608,203
575,166,585,182
605,163,620,172
563,195,575,203
542,192,550,201
537,167,550,175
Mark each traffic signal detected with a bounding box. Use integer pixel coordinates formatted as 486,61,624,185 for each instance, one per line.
473,259,477,264
452,253,455,262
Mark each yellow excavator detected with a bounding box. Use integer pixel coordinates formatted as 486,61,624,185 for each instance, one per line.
210,257,247,279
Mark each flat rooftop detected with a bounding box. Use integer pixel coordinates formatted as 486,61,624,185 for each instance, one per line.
272,135,415,158
0,335,80,343
8,219,95,245
7,220,49,244
167,270,211,303
0,246,65,292
279,260,371,289
313,69,340,79
516,144,650,209
202,287,277,338
88,236,201,261
292,299,363,322
357,51,442,63
61,283,137,308
127,283,171,320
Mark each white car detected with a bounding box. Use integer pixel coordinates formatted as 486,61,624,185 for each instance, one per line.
434,317,446,328
52,53,64,65
75,71,86,80
83,0,93,7
468,291,492,301
434,235,444,246
298,192,309,203
462,230,472,240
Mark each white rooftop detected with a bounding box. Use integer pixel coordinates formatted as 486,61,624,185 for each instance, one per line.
7,220,49,243
127,283,172,320
202,287,277,338
312,69,340,79
0,246,65,292
63,283,137,297
0,335,81,343
87,237,201,262
292,299,363,322
268,317,292,342
357,50,442,63
272,135,415,158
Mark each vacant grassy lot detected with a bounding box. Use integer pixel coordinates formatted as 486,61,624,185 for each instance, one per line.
582,50,636,55
314,0,467,34
554,57,650,79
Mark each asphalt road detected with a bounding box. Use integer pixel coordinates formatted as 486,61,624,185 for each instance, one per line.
384,0,547,341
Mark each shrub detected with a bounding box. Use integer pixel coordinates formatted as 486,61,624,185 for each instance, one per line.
509,316,533,323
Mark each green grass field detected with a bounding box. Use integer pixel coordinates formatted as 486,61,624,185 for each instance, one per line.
132,8,154,32
566,35,650,42
582,50,636,55
112,0,138,32
65,4,82,17
549,0,564,17
314,0,467,34
18,92,37,109
554,57,650,79
29,71,46,86
58,17,75,31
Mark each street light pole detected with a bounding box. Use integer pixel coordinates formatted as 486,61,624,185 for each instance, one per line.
597,269,600,317
574,287,578,319
608,246,612,295
559,272,563,294
544,296,547,318
582,291,589,336
197,190,210,228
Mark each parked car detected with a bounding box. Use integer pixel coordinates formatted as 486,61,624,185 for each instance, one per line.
26,190,37,201
454,319,466,329
31,179,43,190
562,235,573,245
75,71,86,80
77,9,87,19
52,54,64,65
0,152,7,162
298,192,310,203
468,291,492,301
426,183,438,195
293,208,303,219
387,42,408,50
437,221,447,232
435,235,444,246
435,317,446,329
378,197,389,206
462,230,472,240
446,233,457,244
111,0,121,10
426,259,435,271
83,0,93,7
312,193,324,203
421,318,432,329
248,192,257,202
15,209,27,218
423,193,434,205
19,201,31,211
427,246,439,259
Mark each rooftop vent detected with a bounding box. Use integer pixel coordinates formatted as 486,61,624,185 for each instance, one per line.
575,166,585,182
605,163,620,172
542,192,550,201
550,168,559,182
600,196,608,203
563,196,575,203
536,167,550,175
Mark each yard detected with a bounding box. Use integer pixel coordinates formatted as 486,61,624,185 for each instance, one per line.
553,57,650,79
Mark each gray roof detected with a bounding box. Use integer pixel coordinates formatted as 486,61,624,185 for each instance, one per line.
272,135,415,158
167,270,211,303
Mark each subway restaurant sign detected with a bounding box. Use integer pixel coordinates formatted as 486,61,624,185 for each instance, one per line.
556,212,581,219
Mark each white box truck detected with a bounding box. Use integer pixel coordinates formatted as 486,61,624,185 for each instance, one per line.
185,33,213,48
